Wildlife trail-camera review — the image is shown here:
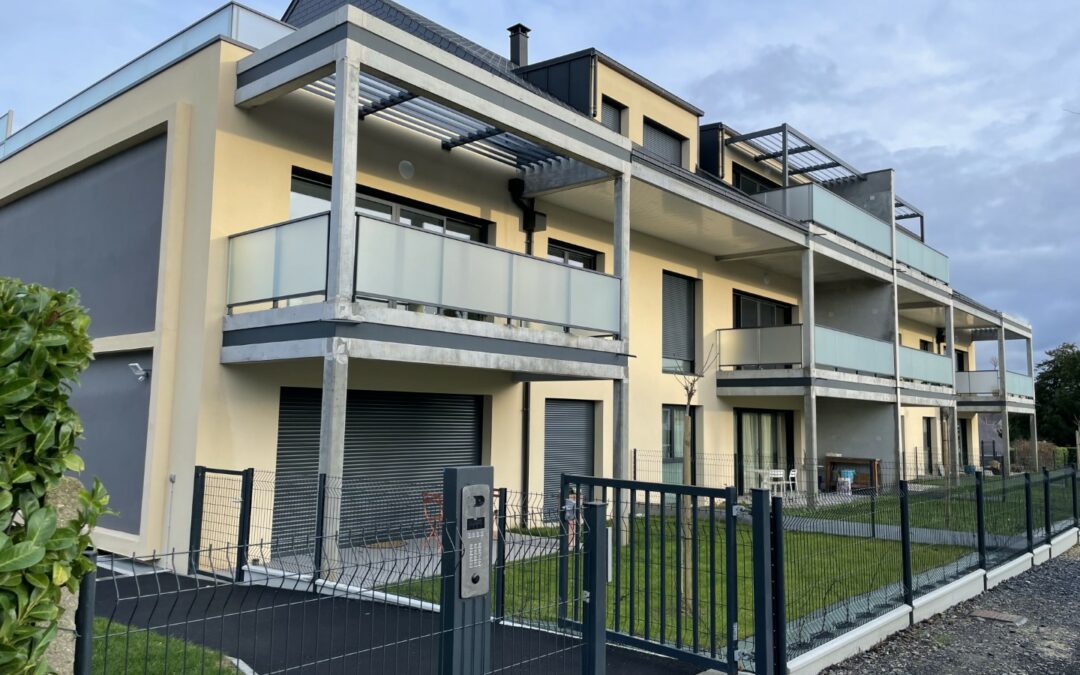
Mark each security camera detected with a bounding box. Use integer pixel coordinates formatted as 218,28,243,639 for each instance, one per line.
128,362,151,382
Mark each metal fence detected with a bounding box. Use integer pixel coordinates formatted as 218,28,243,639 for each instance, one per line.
77,464,1080,674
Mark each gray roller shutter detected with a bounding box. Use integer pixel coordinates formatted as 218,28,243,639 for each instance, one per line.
272,388,481,543
543,399,595,520
643,118,683,165
601,98,622,133
663,272,695,372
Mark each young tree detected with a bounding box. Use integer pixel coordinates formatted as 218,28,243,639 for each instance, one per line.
671,345,717,614
0,278,109,673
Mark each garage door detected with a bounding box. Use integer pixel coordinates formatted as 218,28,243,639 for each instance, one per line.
272,387,481,542
543,399,595,520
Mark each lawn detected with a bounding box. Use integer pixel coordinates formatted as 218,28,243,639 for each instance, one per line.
92,617,238,675
386,516,969,649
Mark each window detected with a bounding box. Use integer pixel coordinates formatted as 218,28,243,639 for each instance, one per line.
662,405,696,466
731,163,780,196
662,272,696,373
547,239,599,271
734,291,794,328
643,118,684,166
956,349,969,372
289,173,488,243
919,339,934,353
600,97,624,134
922,417,935,475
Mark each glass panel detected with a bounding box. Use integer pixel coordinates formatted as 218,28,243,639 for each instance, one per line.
275,215,327,298
290,178,331,219
355,216,442,305
896,231,950,283
356,197,392,220
400,208,444,233
441,237,511,316
445,218,485,242
810,185,893,256
228,227,276,305
569,271,620,333
814,325,895,376
899,346,953,385
512,255,570,326
1005,371,1035,398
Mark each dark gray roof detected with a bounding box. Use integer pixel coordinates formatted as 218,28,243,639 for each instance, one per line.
284,0,519,80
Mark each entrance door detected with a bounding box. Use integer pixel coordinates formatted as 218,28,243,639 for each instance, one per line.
735,410,794,494
544,399,595,520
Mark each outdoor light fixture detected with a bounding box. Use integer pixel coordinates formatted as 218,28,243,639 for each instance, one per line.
128,362,151,382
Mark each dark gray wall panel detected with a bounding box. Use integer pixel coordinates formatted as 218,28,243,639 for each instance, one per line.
0,136,166,337
68,350,153,535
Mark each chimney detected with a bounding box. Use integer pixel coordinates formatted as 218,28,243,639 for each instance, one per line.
508,23,530,67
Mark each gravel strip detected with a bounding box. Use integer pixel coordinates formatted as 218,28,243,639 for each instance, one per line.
825,545,1080,674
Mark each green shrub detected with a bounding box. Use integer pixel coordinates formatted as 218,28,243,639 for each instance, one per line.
0,278,110,673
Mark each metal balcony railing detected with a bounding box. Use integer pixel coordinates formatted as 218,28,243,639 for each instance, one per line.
896,229,950,283
752,183,893,257
715,324,803,370
226,212,622,335
814,325,895,377
899,346,953,386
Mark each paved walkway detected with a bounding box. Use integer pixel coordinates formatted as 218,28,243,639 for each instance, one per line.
825,546,1080,674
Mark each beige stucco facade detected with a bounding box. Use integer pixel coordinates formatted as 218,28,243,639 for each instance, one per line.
0,11,1034,559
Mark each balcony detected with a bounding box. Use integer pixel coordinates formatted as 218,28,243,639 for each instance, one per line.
226,212,622,335
814,325,895,378
899,347,953,386
954,370,1000,396
896,229,950,283
752,183,893,257
1005,371,1035,398
715,325,803,370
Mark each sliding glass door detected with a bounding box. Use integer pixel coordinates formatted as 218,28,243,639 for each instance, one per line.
735,409,795,494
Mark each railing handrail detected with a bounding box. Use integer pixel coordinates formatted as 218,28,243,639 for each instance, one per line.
562,473,730,499
814,323,893,346
899,345,951,358
1006,369,1033,378
357,213,621,281
715,323,804,333
227,210,331,240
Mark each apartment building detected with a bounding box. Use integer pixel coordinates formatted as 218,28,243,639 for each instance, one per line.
0,0,1037,555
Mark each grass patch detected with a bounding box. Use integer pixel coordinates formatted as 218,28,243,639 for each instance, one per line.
92,617,238,675
386,517,969,647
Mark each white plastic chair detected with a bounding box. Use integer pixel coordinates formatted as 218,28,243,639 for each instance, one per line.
787,468,799,493
767,469,786,496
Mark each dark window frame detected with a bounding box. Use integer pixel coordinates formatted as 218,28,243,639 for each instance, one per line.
733,289,795,328
662,271,697,374
731,162,781,196
662,404,698,481
642,117,686,166
547,238,601,271
600,96,626,135
734,408,796,495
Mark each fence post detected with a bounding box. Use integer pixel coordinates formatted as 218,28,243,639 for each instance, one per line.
725,486,739,675
235,467,255,582
1024,473,1034,554
751,489,774,675
495,487,507,621
188,465,206,574
73,550,96,675
439,466,494,675
770,495,787,675
1042,468,1052,545
582,501,608,675
975,472,987,570
1072,465,1078,529
899,480,914,611
557,476,570,623
312,473,327,583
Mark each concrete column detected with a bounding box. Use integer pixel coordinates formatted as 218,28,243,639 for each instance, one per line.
800,247,815,371
997,323,1011,475
803,391,818,498
326,56,361,310
318,338,349,568
947,405,961,477
945,305,960,477
612,170,631,482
